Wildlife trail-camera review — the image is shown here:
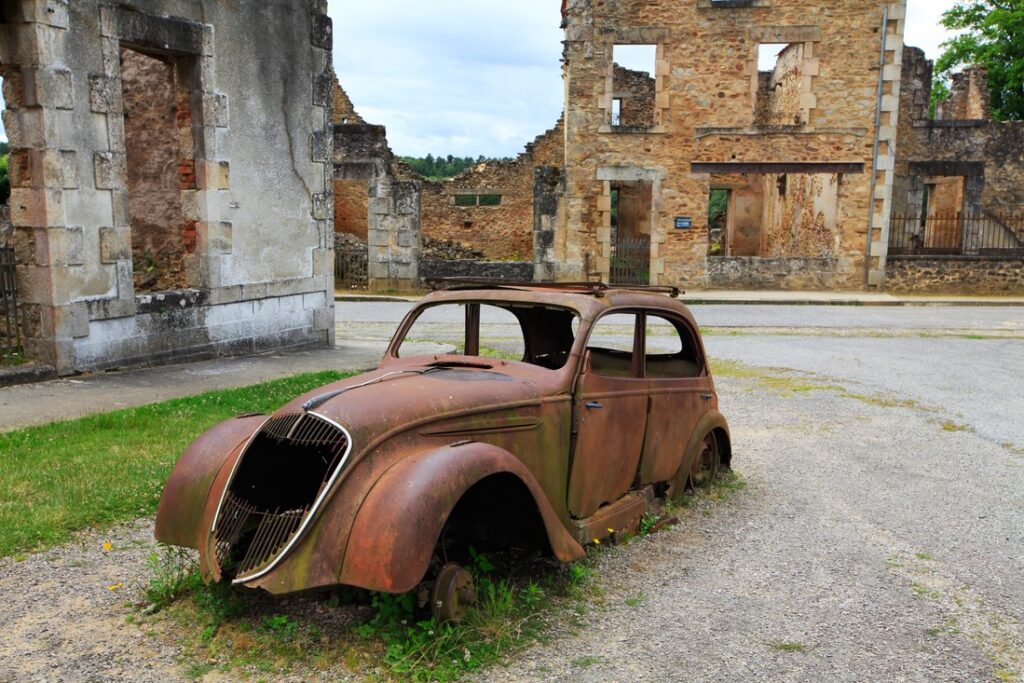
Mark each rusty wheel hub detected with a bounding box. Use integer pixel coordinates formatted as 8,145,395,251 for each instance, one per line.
690,431,720,488
431,562,477,623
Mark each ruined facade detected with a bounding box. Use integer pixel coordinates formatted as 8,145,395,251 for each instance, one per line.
419,120,564,262
331,76,565,291
556,0,907,289
886,48,1024,293
1,0,334,373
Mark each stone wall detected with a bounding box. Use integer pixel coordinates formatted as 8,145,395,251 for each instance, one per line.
420,260,534,282
612,65,655,127
0,0,335,373
707,256,842,290
886,256,1024,294
419,119,564,262
559,0,906,290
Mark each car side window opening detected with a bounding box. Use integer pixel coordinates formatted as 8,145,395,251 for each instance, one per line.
585,313,640,378
396,302,578,370
645,314,703,378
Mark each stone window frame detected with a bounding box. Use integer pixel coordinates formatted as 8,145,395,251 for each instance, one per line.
598,28,671,135
747,26,821,129
90,5,231,318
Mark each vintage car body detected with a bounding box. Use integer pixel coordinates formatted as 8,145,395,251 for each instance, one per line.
156,282,731,608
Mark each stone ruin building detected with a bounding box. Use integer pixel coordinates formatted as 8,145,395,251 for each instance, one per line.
0,0,335,375
334,0,1022,295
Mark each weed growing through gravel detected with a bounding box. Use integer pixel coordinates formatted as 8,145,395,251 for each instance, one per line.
151,551,601,682
0,370,352,557
571,655,603,667
144,544,200,613
770,641,807,653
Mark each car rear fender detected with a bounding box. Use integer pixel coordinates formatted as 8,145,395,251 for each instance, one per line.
155,414,267,549
670,409,732,495
340,441,585,593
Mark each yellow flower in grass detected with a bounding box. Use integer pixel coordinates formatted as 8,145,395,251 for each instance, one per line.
107,582,124,591
102,541,113,552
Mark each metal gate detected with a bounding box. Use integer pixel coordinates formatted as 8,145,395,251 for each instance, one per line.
609,235,650,286
1,247,24,362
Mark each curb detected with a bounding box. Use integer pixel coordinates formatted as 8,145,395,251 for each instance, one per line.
0,362,58,388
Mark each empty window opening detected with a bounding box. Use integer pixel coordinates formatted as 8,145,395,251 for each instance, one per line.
755,43,804,125
645,315,702,379
453,193,502,207
611,45,657,127
708,189,730,256
708,172,839,258
121,47,197,293
587,313,638,378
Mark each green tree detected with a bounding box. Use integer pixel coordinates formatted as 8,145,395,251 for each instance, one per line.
934,0,1024,120
0,153,9,205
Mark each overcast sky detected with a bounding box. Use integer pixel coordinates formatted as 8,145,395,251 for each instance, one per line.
0,1,960,152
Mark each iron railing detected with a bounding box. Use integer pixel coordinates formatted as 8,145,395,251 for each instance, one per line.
888,212,1024,257
1,246,24,362
610,235,651,286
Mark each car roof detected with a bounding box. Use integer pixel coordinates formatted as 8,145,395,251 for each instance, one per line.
417,281,699,325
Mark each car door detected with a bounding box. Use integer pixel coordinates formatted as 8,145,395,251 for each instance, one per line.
638,311,712,484
567,312,649,519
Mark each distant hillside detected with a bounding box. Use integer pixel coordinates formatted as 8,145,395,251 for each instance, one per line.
400,154,511,180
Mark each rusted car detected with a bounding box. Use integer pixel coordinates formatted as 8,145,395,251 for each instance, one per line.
156,281,730,620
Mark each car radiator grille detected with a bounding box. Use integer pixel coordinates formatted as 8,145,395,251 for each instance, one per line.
213,412,350,579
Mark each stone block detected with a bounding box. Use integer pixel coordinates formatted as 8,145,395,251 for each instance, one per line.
311,13,333,50
311,192,330,220
203,93,229,128
9,188,65,228
89,74,122,114
99,227,131,263
312,247,334,276
93,152,126,190
368,197,391,215
311,130,332,163
23,67,74,110
110,190,130,228
207,221,233,253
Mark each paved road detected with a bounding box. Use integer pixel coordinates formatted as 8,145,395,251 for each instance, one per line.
335,301,1024,334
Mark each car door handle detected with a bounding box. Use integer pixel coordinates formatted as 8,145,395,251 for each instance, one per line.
585,401,604,409
700,394,713,401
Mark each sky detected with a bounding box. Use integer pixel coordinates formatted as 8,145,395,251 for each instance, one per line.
0,0,960,152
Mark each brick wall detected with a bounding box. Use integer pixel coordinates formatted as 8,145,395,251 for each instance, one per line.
886,256,1024,294
420,119,564,261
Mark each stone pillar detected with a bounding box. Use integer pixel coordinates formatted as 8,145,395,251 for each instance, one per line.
533,166,563,282
367,177,421,293
868,1,907,288
2,0,82,373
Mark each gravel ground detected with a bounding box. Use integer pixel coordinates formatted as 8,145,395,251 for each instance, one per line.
2,329,1021,681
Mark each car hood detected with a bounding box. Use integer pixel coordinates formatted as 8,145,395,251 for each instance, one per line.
278,363,545,448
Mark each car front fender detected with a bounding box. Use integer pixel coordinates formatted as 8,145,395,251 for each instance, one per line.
155,414,266,549
340,441,585,593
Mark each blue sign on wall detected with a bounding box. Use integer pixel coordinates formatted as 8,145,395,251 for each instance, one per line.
675,216,693,230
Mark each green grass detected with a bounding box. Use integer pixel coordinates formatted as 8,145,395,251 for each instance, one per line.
769,641,807,653
0,370,350,557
